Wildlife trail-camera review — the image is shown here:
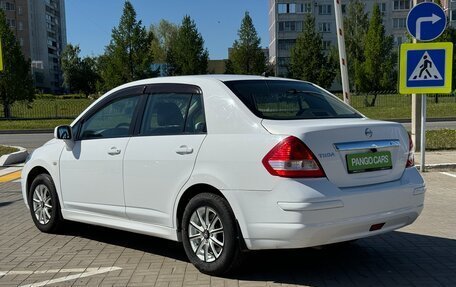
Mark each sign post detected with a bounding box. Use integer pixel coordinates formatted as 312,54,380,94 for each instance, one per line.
402,2,452,172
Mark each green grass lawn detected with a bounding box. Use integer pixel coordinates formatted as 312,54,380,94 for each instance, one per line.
0,119,72,130
426,129,456,150
349,94,456,120
0,145,19,157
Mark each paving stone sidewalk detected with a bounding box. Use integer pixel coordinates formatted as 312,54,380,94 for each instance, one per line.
0,172,455,286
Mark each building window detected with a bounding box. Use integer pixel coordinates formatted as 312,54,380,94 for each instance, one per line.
393,18,406,28
278,21,303,32
297,3,312,13
7,18,15,28
318,22,331,33
19,37,24,46
318,4,331,15
18,21,23,31
278,57,290,67
289,3,296,13
278,39,296,51
341,4,346,14
380,3,387,13
18,6,23,15
278,3,296,14
394,36,405,45
322,40,332,50
5,2,15,11
393,0,410,10
452,9,456,21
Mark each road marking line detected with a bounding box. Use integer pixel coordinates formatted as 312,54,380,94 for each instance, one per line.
0,167,21,177
441,172,456,178
0,170,21,183
0,267,122,287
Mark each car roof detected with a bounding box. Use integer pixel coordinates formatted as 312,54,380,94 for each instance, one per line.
116,74,305,89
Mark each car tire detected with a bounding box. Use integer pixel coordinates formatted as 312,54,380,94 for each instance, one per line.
28,174,63,233
182,193,242,275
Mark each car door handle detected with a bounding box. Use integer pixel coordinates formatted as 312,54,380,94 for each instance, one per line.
175,145,193,155
108,147,121,155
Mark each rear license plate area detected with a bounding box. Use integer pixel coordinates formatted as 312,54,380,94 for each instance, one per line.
346,151,393,174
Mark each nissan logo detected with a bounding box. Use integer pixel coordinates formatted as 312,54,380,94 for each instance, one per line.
365,128,373,138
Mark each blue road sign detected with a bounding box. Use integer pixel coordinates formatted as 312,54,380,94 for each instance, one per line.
406,2,446,41
406,49,445,88
399,43,453,94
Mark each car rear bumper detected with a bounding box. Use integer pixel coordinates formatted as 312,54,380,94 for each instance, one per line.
223,167,425,250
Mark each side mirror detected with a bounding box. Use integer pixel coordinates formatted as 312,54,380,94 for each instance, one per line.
54,125,73,140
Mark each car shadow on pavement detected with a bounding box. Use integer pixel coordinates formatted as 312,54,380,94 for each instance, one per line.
62,222,456,286
61,221,188,261
0,199,22,208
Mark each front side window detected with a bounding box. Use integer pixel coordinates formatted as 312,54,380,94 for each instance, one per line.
80,95,140,140
224,80,362,120
139,93,205,136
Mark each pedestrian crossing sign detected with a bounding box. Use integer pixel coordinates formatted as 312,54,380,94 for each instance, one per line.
399,42,453,94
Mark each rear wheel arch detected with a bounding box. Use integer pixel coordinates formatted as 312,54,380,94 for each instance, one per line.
176,184,225,236
175,184,245,247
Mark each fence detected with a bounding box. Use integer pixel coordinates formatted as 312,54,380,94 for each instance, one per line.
0,98,94,120
0,93,455,121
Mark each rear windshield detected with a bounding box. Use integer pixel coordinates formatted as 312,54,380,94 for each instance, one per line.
224,80,362,120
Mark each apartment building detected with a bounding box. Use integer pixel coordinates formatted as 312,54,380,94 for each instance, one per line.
1,0,66,93
269,0,454,77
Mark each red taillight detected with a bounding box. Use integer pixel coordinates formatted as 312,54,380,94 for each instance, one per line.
406,133,415,168
262,136,325,178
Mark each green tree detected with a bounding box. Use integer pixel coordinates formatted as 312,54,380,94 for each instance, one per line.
150,20,178,63
100,1,153,91
61,44,80,92
0,11,34,118
289,15,336,89
357,4,396,106
344,0,369,92
228,12,266,75
61,44,100,96
167,15,208,76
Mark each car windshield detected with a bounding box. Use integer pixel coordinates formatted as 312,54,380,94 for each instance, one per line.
224,80,362,120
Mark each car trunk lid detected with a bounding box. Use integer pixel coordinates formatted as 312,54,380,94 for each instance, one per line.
261,118,410,188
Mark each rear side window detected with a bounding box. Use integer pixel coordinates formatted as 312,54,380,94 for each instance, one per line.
139,93,206,136
224,80,361,120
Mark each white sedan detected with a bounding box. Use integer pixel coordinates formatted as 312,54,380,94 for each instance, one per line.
22,75,425,275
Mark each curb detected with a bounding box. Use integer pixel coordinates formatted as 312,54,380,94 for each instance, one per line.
417,163,456,171
0,146,29,166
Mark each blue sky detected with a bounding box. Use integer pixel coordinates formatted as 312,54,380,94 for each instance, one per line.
65,0,269,60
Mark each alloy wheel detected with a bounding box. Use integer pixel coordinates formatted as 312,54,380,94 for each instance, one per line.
188,206,224,262
32,184,52,225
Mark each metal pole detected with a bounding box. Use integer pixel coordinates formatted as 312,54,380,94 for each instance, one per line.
411,0,421,152
334,0,350,105
420,94,426,172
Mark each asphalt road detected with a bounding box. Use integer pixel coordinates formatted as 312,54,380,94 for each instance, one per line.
0,121,455,151
0,133,53,152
